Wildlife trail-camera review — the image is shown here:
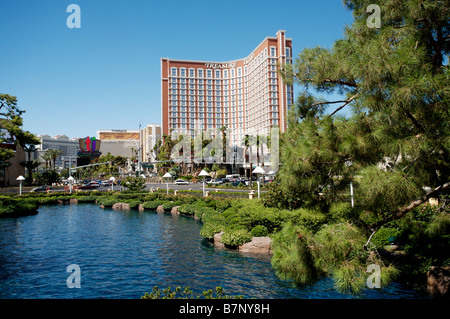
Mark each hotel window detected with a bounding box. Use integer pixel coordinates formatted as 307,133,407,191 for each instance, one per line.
180,68,186,77
215,70,221,79
223,70,228,79
237,67,242,77
270,47,277,57
231,69,235,78
206,70,212,78
189,68,195,77
198,69,204,78
285,47,291,58
171,68,177,77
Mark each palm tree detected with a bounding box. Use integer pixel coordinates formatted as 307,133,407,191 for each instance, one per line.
41,152,52,171
44,148,64,170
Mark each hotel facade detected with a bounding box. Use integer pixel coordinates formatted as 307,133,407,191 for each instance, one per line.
161,30,293,147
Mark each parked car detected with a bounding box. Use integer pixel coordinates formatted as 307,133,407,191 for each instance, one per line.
30,185,52,192
75,181,99,190
174,179,189,185
209,179,222,185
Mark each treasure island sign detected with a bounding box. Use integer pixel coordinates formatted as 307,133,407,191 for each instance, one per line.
77,136,101,166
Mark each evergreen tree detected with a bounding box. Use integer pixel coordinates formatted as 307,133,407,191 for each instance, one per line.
269,0,449,293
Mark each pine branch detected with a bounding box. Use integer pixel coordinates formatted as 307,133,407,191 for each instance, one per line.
368,182,450,231
325,93,359,120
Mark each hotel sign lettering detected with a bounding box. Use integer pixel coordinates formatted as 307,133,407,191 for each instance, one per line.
205,62,236,69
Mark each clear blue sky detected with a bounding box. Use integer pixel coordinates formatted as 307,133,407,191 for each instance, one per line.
0,0,354,138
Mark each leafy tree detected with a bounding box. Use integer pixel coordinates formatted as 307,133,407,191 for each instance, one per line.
270,0,449,293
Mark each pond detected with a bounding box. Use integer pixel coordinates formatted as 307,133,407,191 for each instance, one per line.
0,203,428,299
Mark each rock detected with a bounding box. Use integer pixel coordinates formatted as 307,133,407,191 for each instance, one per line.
214,232,225,248
427,266,450,298
156,205,164,213
239,237,272,254
69,198,78,204
112,202,124,210
121,203,130,210
171,206,180,215
138,203,144,211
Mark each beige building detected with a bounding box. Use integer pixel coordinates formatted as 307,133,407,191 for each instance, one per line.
97,124,162,173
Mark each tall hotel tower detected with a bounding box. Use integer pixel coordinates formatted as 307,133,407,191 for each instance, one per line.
161,30,293,146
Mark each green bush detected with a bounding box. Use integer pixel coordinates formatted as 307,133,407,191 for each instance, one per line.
371,227,401,249
289,208,327,232
126,199,142,209
142,200,164,210
200,223,224,241
250,225,269,237
0,197,39,217
100,197,119,207
221,228,252,247
76,196,97,203
328,202,353,220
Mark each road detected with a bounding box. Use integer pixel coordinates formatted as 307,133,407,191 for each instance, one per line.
0,183,267,194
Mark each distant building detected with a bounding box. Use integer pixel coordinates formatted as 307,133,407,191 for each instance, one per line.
97,129,141,158
140,124,162,163
97,124,162,174
0,123,25,187
34,135,79,170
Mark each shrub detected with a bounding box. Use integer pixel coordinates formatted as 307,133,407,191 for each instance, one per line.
126,199,142,209
200,223,224,241
0,197,39,217
221,228,252,248
328,202,353,220
142,200,164,210
371,227,401,249
250,225,269,237
100,197,119,207
289,208,327,232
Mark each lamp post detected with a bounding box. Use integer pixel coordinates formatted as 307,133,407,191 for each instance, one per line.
109,176,116,192
198,169,209,197
67,176,74,194
16,175,25,196
163,172,172,195
252,166,265,199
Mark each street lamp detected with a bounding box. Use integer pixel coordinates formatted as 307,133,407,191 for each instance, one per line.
109,176,116,192
163,172,172,195
252,166,265,199
198,169,209,197
67,176,74,194
16,175,25,196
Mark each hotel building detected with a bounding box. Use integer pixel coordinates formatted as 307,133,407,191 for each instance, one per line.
161,30,293,146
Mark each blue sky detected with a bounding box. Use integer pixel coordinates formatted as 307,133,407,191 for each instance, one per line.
0,0,354,138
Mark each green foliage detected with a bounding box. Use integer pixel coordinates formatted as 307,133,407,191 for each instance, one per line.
200,223,224,241
356,167,422,214
100,197,119,207
141,286,243,299
250,225,269,237
142,200,164,210
271,223,319,285
0,197,39,217
371,227,401,250
125,199,142,209
220,228,252,248
289,208,327,232
124,176,146,192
